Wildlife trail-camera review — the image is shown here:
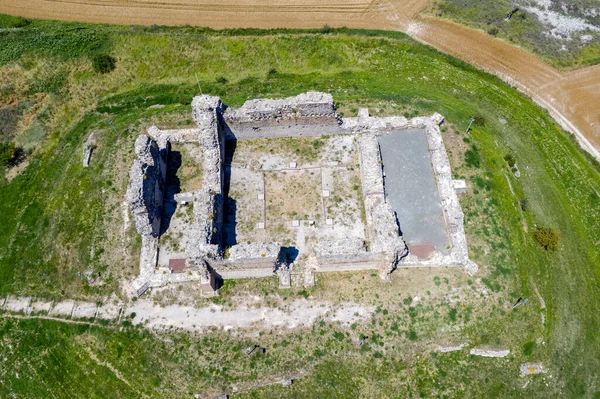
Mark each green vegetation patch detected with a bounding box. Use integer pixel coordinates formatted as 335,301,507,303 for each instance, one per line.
0,16,599,397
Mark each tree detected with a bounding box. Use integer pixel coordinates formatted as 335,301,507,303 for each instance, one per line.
92,54,117,74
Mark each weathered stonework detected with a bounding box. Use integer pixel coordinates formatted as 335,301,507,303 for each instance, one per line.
126,91,477,295
126,134,168,238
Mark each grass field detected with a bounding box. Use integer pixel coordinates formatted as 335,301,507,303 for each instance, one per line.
0,15,599,398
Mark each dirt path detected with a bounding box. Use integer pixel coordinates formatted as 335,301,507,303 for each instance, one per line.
0,0,598,158
1,296,373,332
409,16,600,158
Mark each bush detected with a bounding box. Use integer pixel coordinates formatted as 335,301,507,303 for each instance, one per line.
215,76,228,84
534,227,559,250
520,198,528,211
487,27,499,36
92,54,116,74
473,113,485,126
0,142,24,167
465,145,481,168
320,24,333,34
504,154,516,167
0,15,30,29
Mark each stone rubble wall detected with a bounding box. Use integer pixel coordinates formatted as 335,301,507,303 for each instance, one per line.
314,236,366,257
187,95,225,261
357,133,407,279
225,242,281,262
126,134,169,292
470,348,510,358
224,91,342,136
125,134,168,238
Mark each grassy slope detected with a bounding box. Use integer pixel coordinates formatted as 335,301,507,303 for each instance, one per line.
432,0,600,68
0,16,599,398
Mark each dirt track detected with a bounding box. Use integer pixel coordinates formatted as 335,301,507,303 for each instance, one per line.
0,0,598,157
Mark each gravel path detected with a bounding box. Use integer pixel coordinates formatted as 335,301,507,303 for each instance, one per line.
0,296,373,333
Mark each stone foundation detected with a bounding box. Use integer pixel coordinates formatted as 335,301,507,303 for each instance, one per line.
126,92,477,295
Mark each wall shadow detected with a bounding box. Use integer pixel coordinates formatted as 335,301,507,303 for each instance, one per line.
160,149,181,236
222,129,238,246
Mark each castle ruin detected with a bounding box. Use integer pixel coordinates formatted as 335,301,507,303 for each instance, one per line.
126,92,477,296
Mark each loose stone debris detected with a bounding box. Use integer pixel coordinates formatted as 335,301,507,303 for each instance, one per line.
520,363,546,377
438,343,468,353
469,348,510,358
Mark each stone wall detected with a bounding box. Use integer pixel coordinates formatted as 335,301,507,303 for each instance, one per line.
126,134,168,238
126,134,169,292
343,111,478,275
224,91,343,138
356,133,408,280
187,95,225,260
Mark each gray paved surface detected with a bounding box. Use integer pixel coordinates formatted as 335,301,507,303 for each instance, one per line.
378,129,448,251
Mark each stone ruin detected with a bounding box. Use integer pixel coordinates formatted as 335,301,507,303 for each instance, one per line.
126,91,477,296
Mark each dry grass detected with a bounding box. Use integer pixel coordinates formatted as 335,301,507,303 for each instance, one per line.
266,169,322,221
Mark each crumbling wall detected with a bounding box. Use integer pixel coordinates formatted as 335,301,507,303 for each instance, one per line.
126,134,168,238
187,95,225,260
224,91,343,138
345,111,478,276
126,134,169,292
357,134,408,280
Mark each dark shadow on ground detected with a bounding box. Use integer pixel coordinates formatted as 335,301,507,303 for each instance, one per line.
160,148,181,236
222,128,238,246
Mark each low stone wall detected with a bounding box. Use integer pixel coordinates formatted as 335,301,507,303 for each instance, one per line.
356,133,408,279
316,253,383,272
224,91,342,138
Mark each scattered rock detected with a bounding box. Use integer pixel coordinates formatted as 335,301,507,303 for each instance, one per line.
470,348,510,357
520,363,546,377
82,131,97,167
438,343,467,353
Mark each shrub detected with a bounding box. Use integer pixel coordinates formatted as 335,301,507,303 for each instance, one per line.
473,113,485,126
0,15,30,29
487,27,499,36
520,198,528,211
0,105,18,138
523,341,536,356
215,76,228,84
0,142,24,167
504,154,516,167
465,145,481,168
267,68,278,77
534,227,559,250
92,54,116,74
320,24,333,34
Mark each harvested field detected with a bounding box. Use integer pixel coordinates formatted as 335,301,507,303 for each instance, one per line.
0,0,417,29
3,0,598,158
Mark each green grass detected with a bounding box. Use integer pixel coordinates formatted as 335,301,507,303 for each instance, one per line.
434,0,600,68
0,15,599,398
